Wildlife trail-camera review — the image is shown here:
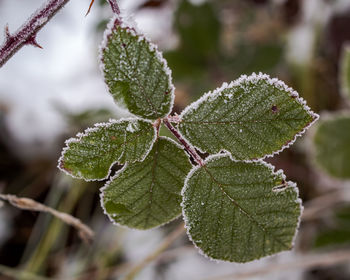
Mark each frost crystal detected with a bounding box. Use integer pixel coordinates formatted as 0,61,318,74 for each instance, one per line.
58,118,157,181
99,16,175,120
178,73,318,160
182,154,302,263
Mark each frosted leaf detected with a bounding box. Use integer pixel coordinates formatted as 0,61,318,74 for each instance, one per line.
313,114,350,179
178,73,318,160
182,155,302,262
101,137,192,229
100,17,175,120
58,119,156,181
340,45,350,100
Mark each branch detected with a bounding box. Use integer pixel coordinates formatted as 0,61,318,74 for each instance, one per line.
107,0,121,14
163,117,204,166
0,194,94,243
0,0,120,68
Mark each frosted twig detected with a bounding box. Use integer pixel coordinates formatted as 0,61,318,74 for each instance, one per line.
106,0,121,14
203,250,350,280
163,118,204,166
0,0,120,68
0,194,94,243
0,0,69,67
86,0,120,16
123,222,185,280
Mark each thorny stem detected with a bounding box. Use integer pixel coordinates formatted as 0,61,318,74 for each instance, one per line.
107,0,121,14
0,0,120,68
163,117,204,166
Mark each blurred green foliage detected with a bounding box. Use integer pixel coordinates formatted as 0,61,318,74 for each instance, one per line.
165,0,284,101
314,206,350,248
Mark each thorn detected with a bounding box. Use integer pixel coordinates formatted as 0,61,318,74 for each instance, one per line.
85,0,95,17
26,35,43,49
4,24,11,41
5,24,10,38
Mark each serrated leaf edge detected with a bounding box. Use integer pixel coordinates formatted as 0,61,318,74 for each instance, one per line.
180,153,303,263
98,14,175,119
57,117,157,182
100,136,193,230
178,72,319,161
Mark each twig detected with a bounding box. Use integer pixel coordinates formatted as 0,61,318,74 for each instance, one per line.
0,194,94,243
0,0,69,67
163,118,204,166
202,250,350,280
86,0,120,16
123,222,185,280
0,0,120,68
106,0,121,14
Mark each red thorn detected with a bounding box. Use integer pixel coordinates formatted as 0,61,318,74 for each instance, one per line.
26,35,43,49
4,24,11,41
85,0,95,16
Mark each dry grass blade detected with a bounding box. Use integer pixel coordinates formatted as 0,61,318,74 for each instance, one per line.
0,193,94,243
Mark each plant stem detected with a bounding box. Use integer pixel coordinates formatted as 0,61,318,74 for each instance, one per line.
163,118,204,166
0,0,120,68
0,0,68,67
123,222,185,280
22,178,87,275
106,0,120,14
0,192,94,243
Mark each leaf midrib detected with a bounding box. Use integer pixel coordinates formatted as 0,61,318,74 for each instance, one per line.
180,118,309,125
119,29,160,117
66,124,152,165
203,165,291,250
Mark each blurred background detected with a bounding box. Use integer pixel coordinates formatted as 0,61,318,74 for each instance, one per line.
1,0,350,279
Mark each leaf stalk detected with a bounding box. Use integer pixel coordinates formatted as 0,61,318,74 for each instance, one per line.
163,117,204,166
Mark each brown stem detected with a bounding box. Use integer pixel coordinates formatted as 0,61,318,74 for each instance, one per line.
107,0,121,14
0,0,120,68
0,193,94,243
163,118,204,166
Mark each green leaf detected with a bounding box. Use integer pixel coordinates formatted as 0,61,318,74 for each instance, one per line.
178,73,318,160
100,17,174,120
340,45,350,100
58,119,156,181
313,115,350,179
101,137,192,229
182,155,301,262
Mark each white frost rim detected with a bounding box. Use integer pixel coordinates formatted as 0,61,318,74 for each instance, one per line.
98,13,175,119
99,136,193,230
178,72,319,161
57,117,157,182
180,153,303,263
